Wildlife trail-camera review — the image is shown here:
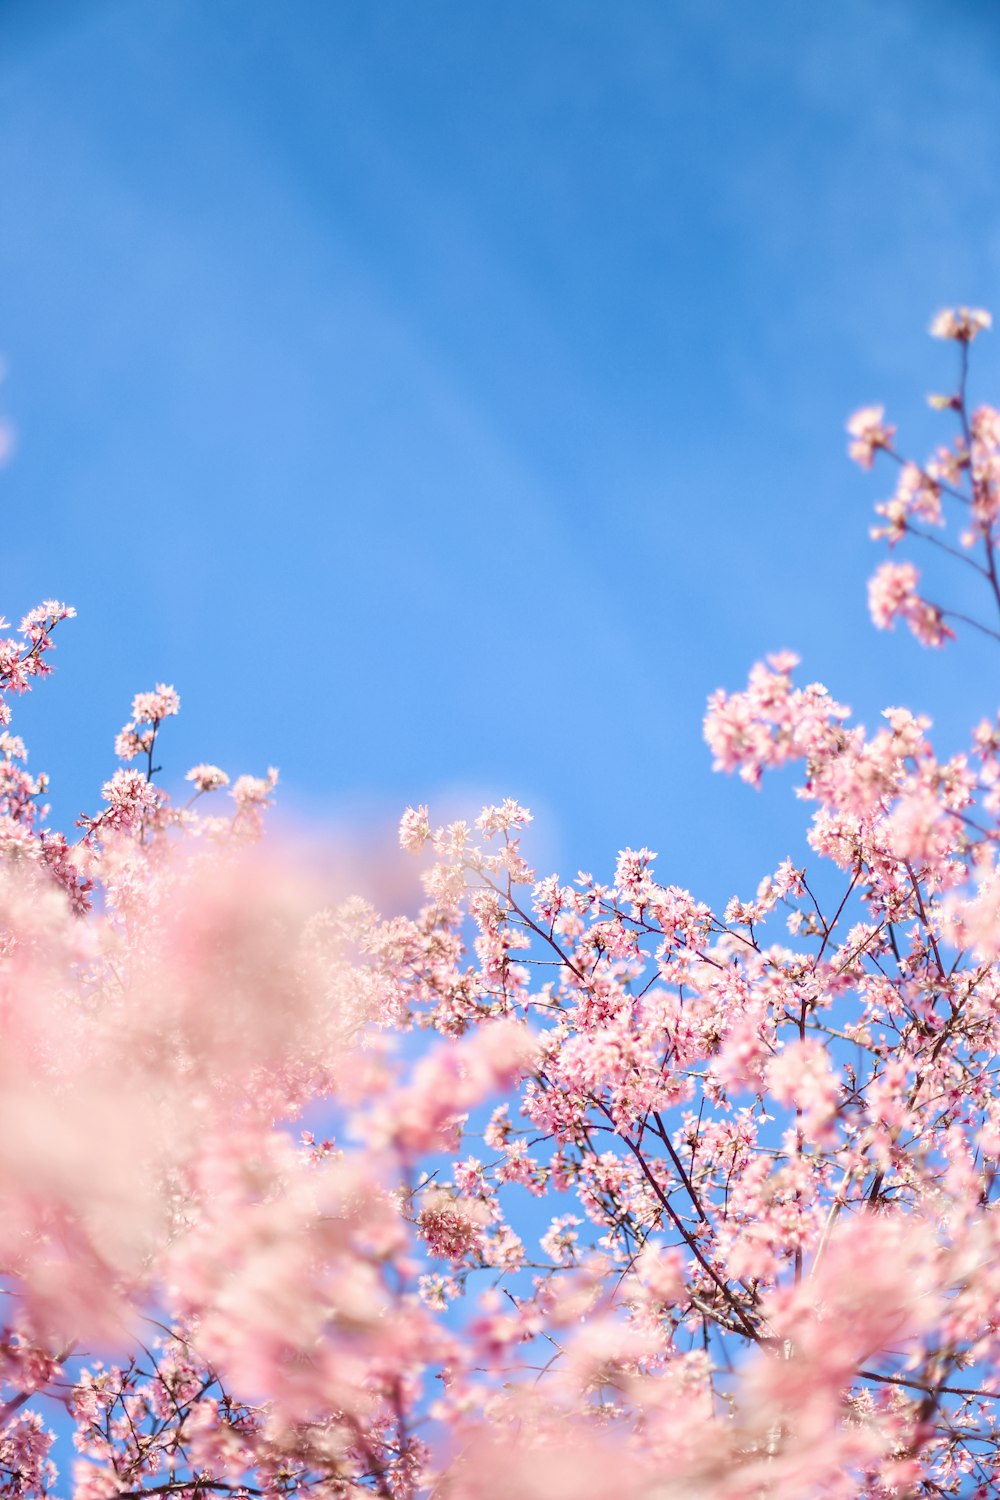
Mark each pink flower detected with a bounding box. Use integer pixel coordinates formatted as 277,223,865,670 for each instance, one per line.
929,306,992,341
882,788,955,863
398,803,430,851
540,1214,582,1266
766,1036,840,1143
846,404,895,468
18,600,76,638
185,762,230,792
868,560,920,629
130,683,180,723
475,799,532,837
230,768,279,835
868,560,955,646
232,768,278,805
98,767,160,831
417,1188,491,1262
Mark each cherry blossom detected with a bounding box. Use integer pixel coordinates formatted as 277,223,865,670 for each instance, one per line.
930,306,992,341
3,315,1000,1498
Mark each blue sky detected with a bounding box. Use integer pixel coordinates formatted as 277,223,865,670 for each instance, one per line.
3,0,1000,909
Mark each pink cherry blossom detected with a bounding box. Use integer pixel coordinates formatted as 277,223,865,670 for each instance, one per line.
399,803,431,851
3,316,1000,1499
185,761,230,792
846,404,895,468
929,305,992,341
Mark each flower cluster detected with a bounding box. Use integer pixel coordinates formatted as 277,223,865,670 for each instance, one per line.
114,682,180,763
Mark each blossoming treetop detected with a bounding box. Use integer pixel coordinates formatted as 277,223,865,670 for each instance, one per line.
2,309,999,1499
